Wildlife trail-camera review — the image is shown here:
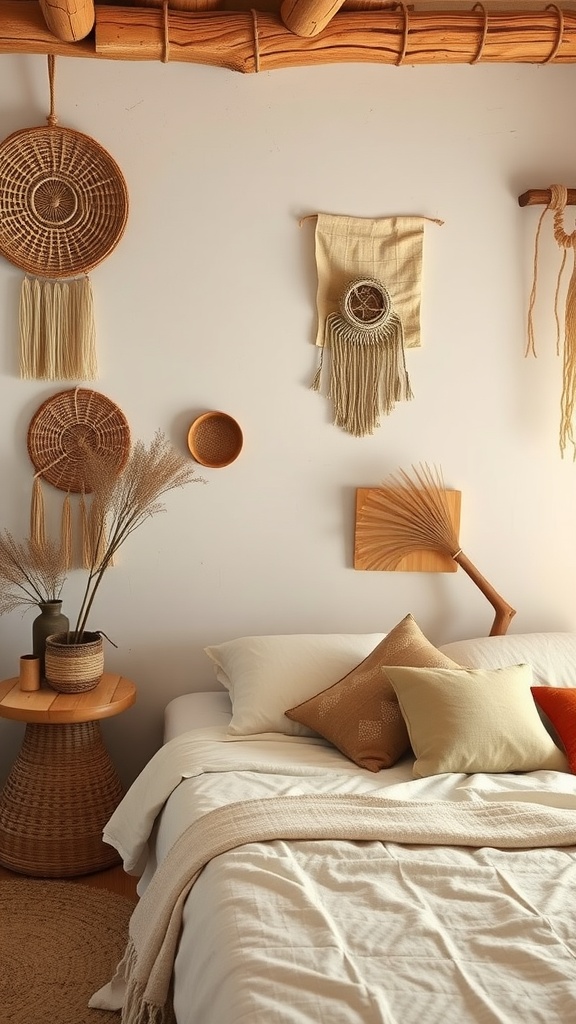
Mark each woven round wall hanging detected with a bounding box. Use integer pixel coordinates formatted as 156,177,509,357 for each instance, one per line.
0,56,129,382
28,388,130,494
27,388,131,568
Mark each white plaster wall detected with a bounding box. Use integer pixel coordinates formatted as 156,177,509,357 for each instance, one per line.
0,53,575,786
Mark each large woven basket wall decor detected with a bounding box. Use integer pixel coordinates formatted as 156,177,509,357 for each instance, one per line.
27,387,131,569
0,56,129,382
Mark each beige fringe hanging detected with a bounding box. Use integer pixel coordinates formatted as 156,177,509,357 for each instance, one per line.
19,276,97,380
310,212,441,436
325,278,412,436
0,55,128,382
527,183,576,458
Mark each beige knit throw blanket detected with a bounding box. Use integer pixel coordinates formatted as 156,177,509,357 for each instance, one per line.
92,792,576,1024
312,214,440,436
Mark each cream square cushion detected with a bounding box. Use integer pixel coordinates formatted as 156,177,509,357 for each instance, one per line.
285,613,461,770
385,663,568,778
204,633,385,737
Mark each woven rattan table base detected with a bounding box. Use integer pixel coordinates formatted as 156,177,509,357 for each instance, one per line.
0,721,123,877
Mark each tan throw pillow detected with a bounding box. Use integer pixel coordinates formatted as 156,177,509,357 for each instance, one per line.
285,613,461,771
385,663,568,778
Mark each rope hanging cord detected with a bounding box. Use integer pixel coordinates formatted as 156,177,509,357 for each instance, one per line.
470,4,488,64
527,184,576,458
47,53,57,126
542,4,564,63
162,1,170,63
251,9,260,72
395,2,409,65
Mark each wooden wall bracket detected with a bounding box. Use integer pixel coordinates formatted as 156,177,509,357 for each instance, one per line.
519,188,576,207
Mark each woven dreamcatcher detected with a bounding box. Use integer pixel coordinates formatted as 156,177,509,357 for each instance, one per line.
322,278,412,437
27,388,131,568
0,56,129,382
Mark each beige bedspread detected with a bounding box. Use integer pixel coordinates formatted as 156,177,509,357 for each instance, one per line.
93,790,576,1024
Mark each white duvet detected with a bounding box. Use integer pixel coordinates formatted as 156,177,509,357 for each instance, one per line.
102,727,576,1024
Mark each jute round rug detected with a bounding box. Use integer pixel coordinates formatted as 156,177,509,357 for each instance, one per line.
0,877,135,1024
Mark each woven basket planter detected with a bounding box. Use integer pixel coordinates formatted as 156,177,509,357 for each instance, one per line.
45,632,104,693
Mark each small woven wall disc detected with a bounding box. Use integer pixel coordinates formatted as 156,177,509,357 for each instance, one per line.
0,125,129,278
187,412,243,468
27,388,131,493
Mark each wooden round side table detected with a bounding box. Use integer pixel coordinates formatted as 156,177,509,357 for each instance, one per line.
0,673,136,878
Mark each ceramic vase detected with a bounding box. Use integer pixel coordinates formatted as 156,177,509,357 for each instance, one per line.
32,601,69,680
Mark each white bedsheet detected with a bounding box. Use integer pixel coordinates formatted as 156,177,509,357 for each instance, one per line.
102,727,576,1024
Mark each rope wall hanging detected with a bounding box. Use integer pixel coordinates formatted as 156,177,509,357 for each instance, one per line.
522,184,576,457
308,212,443,437
27,388,131,568
0,56,129,382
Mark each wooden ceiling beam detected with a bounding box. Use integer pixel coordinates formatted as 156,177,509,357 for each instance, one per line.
38,0,95,41
1,3,575,69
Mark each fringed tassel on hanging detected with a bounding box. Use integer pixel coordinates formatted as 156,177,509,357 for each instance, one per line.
19,276,97,381
529,185,576,458
60,492,73,570
30,475,46,548
310,347,324,393
560,248,576,458
324,279,412,437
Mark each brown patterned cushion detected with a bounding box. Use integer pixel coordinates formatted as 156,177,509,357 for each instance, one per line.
285,613,461,772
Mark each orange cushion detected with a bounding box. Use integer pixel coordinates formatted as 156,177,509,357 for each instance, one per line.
531,687,576,771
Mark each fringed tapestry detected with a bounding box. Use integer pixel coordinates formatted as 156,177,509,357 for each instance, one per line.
311,213,441,437
526,184,576,458
0,56,128,382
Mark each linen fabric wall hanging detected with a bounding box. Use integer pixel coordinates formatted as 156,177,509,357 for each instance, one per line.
0,56,129,382
27,388,131,568
310,213,442,437
525,184,576,458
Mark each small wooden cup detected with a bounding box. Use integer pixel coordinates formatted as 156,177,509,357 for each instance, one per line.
19,655,41,691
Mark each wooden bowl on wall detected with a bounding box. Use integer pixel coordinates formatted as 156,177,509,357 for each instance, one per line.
187,411,243,468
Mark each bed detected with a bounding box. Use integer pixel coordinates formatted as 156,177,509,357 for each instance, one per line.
91,615,576,1024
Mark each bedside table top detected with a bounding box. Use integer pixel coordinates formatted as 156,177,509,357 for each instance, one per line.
0,673,136,724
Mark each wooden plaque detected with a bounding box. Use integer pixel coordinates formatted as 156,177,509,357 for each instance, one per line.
354,487,461,572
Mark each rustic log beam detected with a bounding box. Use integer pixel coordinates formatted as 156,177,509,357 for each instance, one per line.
38,0,95,41
1,3,576,70
280,0,347,38
93,7,576,69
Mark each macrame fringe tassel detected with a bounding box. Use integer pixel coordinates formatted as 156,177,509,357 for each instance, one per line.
310,347,324,393
560,251,576,458
60,493,73,570
30,476,46,548
19,276,97,381
325,312,412,437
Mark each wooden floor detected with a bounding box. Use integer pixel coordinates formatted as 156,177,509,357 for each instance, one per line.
0,861,139,900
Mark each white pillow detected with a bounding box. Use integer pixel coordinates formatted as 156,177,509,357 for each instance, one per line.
204,633,385,737
439,633,576,688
